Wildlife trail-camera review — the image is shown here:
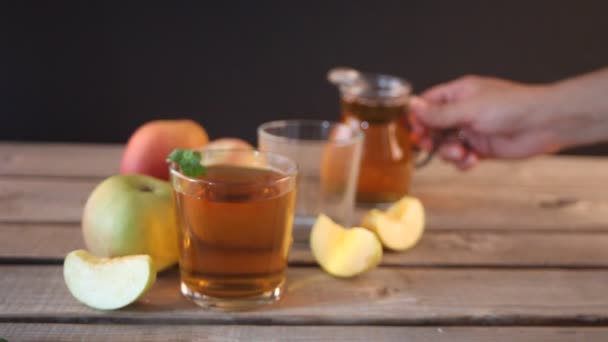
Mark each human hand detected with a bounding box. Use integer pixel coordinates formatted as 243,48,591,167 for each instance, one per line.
410,75,560,170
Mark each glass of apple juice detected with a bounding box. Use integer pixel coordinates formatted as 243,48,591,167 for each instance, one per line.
169,149,297,310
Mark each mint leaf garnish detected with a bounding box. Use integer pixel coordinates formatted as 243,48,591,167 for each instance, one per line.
167,149,206,177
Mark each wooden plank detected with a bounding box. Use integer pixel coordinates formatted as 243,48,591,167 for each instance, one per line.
291,230,608,267
2,142,607,188
408,181,608,231
2,142,608,230
0,178,94,223
0,223,81,260
2,266,608,325
0,142,123,178
415,155,608,188
2,324,608,342
3,222,608,267
2,176,608,231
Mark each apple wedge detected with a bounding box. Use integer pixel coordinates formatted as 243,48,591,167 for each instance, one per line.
361,196,425,251
63,250,156,310
310,214,382,278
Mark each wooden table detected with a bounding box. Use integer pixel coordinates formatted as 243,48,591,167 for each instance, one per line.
2,143,608,341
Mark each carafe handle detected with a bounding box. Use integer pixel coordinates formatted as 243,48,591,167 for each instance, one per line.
414,128,469,168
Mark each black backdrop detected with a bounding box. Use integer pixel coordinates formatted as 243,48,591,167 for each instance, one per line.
2,1,608,154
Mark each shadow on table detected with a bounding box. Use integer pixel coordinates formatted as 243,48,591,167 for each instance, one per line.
126,266,392,314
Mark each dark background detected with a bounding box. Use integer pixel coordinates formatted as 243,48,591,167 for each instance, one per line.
2,1,607,154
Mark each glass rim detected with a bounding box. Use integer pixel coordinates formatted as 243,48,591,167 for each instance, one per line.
257,119,364,146
328,67,412,102
169,148,298,186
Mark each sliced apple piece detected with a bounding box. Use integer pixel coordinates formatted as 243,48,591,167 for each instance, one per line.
310,214,382,278
63,250,156,310
361,196,425,251
200,138,266,169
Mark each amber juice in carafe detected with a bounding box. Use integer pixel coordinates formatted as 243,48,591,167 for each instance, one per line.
173,165,295,299
341,98,412,203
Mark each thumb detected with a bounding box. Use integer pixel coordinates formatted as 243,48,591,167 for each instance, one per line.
410,96,470,129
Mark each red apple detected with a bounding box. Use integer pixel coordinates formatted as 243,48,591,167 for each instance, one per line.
121,119,209,180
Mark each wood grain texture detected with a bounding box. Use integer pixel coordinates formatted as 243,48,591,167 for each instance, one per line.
2,173,608,231
3,222,608,267
2,142,607,186
0,178,95,223
291,230,608,267
0,223,81,259
415,155,608,188
408,157,608,231
2,143,608,231
2,324,607,342
3,266,608,325
2,141,608,336
408,181,608,231
0,143,122,178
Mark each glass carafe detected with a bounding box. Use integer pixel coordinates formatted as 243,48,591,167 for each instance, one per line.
329,67,413,204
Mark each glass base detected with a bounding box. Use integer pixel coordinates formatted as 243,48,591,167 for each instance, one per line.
294,214,366,242
180,280,285,311
294,215,318,228
293,215,316,242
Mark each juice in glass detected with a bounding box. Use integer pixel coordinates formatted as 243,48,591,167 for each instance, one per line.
170,150,297,310
341,98,412,203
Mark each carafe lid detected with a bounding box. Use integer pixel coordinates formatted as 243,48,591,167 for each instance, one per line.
327,67,411,105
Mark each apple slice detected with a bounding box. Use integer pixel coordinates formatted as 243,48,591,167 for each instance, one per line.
63,250,156,310
310,214,383,278
203,137,253,151
361,196,425,251
201,138,263,168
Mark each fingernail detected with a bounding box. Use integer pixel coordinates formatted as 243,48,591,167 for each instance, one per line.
443,145,464,160
459,153,479,170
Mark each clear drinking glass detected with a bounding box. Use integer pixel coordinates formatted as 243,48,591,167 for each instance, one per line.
257,120,363,235
169,149,297,310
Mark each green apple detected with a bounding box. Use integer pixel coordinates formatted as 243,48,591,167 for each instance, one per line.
82,174,179,271
310,214,383,278
64,249,156,310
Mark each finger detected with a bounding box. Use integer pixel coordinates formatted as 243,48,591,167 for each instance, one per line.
482,131,559,159
411,90,473,129
421,75,480,104
438,142,467,163
409,98,433,149
455,152,479,170
409,96,429,118
408,110,426,136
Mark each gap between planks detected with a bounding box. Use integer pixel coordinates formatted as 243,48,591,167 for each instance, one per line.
3,315,608,327
4,260,608,271
2,324,608,342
